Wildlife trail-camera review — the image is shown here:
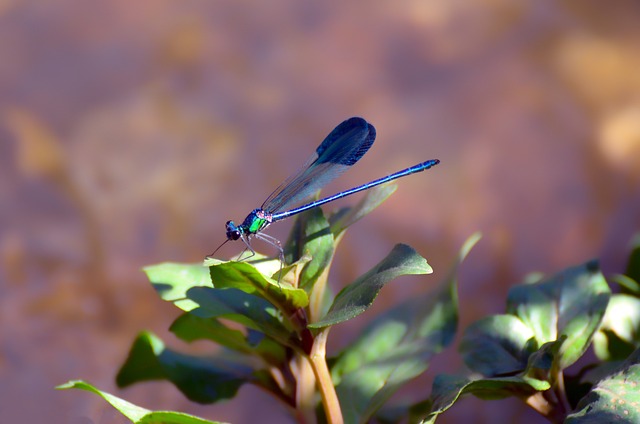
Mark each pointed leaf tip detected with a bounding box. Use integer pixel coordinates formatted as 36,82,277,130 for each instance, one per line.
310,244,431,329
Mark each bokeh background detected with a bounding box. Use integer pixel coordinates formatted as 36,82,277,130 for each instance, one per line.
2,1,640,423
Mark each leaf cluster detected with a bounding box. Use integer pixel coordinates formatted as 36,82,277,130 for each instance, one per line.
58,191,640,424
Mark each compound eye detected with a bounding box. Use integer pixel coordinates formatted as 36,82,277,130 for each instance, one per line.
225,220,241,240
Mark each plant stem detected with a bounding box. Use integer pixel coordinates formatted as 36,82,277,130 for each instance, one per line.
294,354,317,424
554,370,570,417
308,264,331,323
525,392,554,417
525,388,566,423
307,328,343,424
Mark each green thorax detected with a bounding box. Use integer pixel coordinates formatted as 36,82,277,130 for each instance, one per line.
241,208,273,235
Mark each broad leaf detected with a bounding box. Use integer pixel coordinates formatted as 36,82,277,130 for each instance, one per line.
417,373,550,424
204,254,283,279
57,380,223,423
333,296,451,424
209,261,309,313
116,332,255,404
284,206,334,289
506,260,610,369
417,338,562,423
522,337,565,384
309,244,432,329
185,287,295,347
459,314,535,376
170,313,252,353
170,313,287,366
333,233,478,423
593,294,640,361
144,263,212,311
566,347,640,423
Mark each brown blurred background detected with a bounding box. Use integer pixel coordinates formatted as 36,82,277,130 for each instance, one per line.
1,1,640,423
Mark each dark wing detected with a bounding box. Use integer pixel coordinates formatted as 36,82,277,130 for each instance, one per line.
261,117,376,213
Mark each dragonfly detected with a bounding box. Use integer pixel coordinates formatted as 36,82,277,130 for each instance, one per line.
210,117,440,266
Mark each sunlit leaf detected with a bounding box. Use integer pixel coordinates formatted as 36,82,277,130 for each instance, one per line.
276,252,312,288
309,244,432,329
209,261,309,312
57,380,224,423
144,262,212,311
593,294,640,361
506,260,610,369
459,314,535,376
612,274,640,295
566,347,640,423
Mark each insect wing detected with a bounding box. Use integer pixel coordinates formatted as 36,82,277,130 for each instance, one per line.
261,117,376,213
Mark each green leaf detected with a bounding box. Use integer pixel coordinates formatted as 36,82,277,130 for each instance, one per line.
566,347,640,423
57,380,149,422
612,274,640,295
506,260,610,369
459,314,535,376
209,261,309,312
328,184,397,236
522,337,565,384
246,331,289,366
205,254,284,278
57,380,225,423
116,332,255,404
284,206,335,289
417,338,560,423
143,263,213,311
170,313,251,353
593,294,640,361
624,233,640,285
170,313,287,366
611,235,640,295
276,252,312,287
137,413,220,424
309,244,432,329
333,233,479,423
417,373,550,424
185,287,295,348
332,299,449,424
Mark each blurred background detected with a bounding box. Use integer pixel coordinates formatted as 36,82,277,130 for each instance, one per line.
1,0,640,423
